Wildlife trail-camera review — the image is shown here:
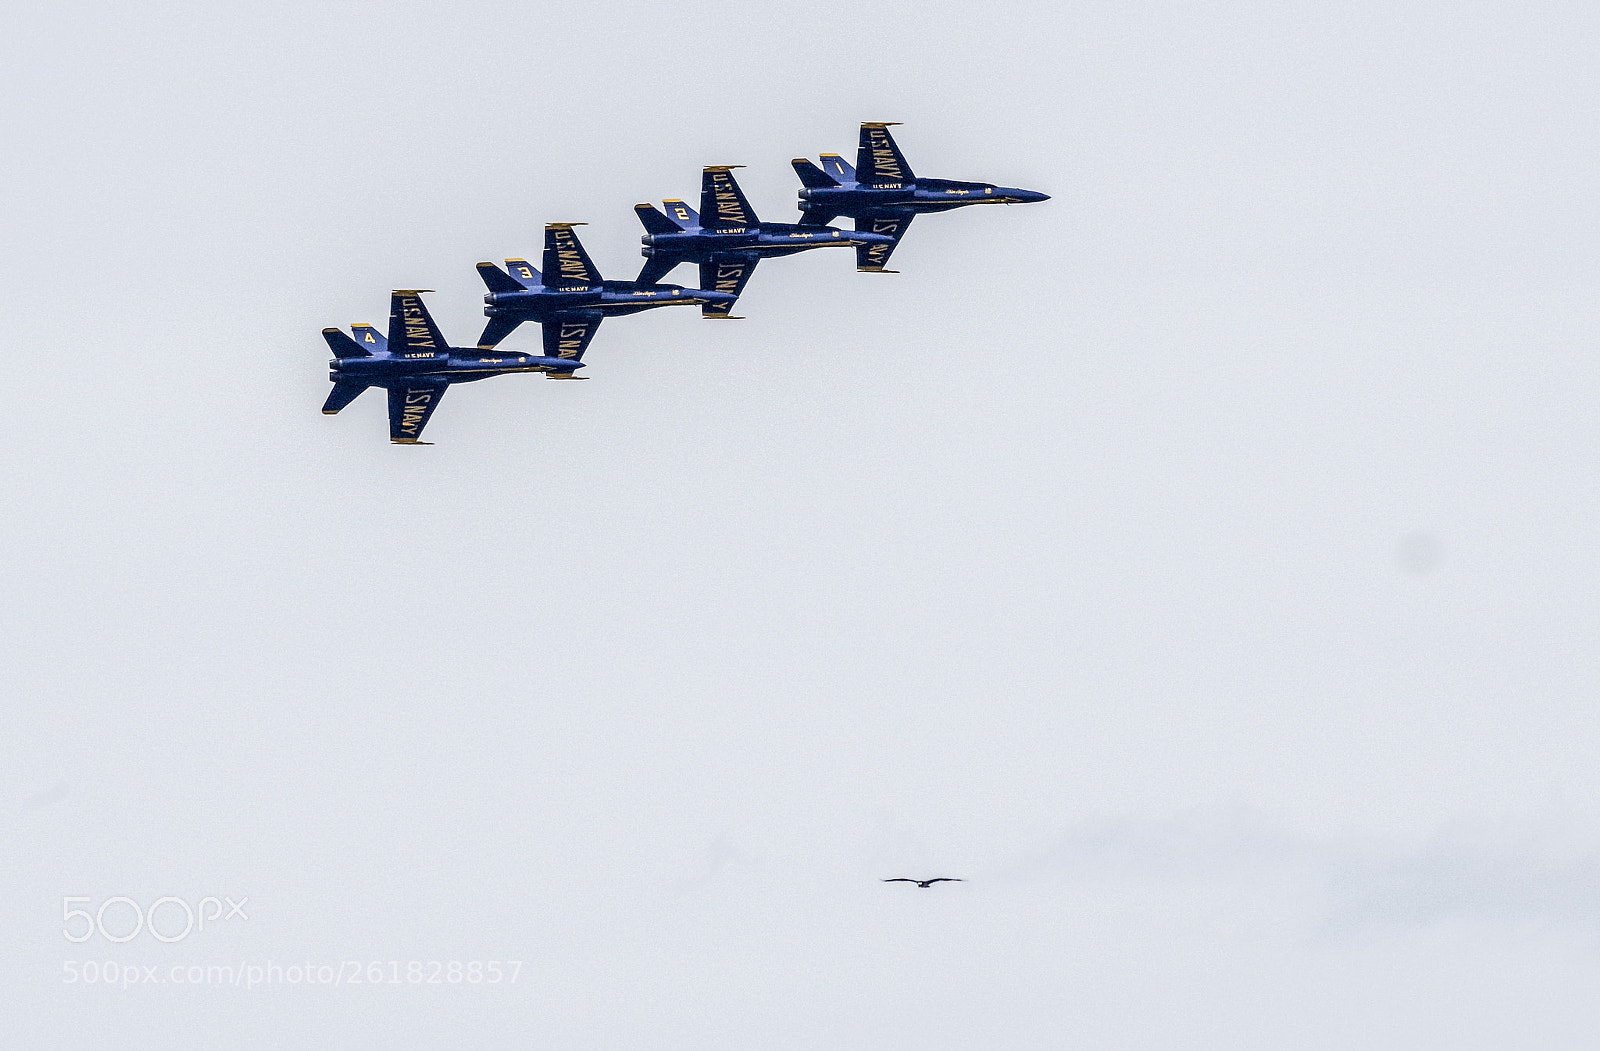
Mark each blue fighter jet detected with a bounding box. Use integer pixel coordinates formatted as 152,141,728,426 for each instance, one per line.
475,222,738,352
633,166,897,318
792,123,1050,272
322,290,583,444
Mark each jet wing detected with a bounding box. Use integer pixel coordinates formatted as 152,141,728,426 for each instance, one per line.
856,123,916,186
542,312,603,362
697,257,758,318
387,380,449,444
699,167,758,231
542,225,602,289
855,213,914,272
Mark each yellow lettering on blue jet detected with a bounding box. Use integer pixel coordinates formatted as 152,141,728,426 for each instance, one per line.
399,299,436,348
556,323,588,358
867,130,905,180
710,174,749,223
399,389,434,435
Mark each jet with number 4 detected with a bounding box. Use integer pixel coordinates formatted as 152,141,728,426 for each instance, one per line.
322,290,583,444
475,222,738,356
634,166,897,318
792,122,1050,272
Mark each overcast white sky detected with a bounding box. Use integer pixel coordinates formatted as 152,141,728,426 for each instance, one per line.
6,0,1600,1046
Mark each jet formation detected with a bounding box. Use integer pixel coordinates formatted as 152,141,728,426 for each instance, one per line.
322,124,1048,443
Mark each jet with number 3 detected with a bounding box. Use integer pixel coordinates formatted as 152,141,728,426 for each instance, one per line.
791,123,1050,273
322,290,583,444
475,222,738,355
633,166,897,318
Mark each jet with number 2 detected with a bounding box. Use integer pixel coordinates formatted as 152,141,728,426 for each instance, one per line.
634,166,897,318
322,290,583,444
792,122,1050,272
475,222,737,356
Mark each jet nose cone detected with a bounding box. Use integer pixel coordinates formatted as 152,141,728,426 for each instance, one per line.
1009,188,1050,203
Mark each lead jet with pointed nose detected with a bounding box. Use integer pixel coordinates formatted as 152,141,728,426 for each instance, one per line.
792,123,1050,272
476,222,737,356
322,290,583,444
633,166,897,318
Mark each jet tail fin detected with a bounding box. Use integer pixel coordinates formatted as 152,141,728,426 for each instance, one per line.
322,327,371,358
542,223,602,289
635,203,683,235
699,167,759,230
504,259,540,286
857,122,916,186
792,158,840,189
662,199,700,228
819,153,856,183
350,323,386,352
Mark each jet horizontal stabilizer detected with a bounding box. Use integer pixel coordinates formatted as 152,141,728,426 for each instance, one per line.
635,203,683,235
636,254,680,286
477,313,524,350
322,379,369,414
323,328,372,358
476,262,525,294
792,157,839,189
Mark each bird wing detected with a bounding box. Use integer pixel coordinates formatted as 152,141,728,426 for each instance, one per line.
882,879,918,883
926,879,963,884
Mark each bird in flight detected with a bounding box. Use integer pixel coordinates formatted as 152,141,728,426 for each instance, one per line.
883,878,963,888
